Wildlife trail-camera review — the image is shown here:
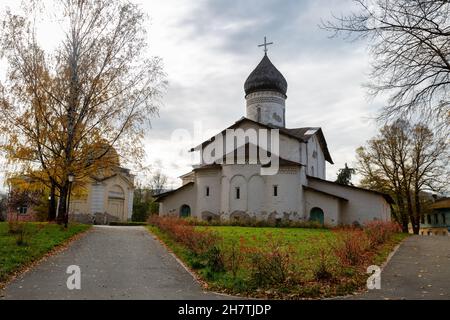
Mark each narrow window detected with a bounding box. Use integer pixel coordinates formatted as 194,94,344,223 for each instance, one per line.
442,214,446,224
434,214,439,224
236,187,240,200
273,185,278,197
420,215,425,224
206,186,210,197
427,215,431,224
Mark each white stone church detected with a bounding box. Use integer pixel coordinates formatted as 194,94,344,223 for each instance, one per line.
156,50,392,226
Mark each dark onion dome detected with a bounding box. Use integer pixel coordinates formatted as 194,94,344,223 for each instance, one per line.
244,54,288,97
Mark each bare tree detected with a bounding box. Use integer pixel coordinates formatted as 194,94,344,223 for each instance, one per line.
0,1,166,224
322,0,450,129
357,119,448,234
149,171,168,196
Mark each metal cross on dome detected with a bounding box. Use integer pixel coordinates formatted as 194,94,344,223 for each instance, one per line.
258,36,273,54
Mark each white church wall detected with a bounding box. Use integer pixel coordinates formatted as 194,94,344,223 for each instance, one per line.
195,169,221,218
306,135,326,179
220,175,230,214
158,184,197,218
304,190,341,226
308,179,391,225
229,174,248,213
222,164,267,220
220,164,303,221
200,121,302,166
278,134,302,164
248,175,265,216
298,166,309,219
265,167,302,220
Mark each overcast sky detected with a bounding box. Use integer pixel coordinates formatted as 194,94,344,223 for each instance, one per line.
0,0,385,191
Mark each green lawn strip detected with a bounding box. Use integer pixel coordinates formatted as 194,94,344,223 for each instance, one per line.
0,222,91,284
198,226,350,298
147,225,408,299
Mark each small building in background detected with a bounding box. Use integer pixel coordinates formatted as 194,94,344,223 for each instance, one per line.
420,198,450,236
69,167,135,224
6,167,135,224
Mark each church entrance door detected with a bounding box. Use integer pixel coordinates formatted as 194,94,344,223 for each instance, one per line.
310,207,324,225
180,205,191,218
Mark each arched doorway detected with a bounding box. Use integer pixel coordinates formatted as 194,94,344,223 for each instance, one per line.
180,205,191,218
310,207,324,224
108,185,125,221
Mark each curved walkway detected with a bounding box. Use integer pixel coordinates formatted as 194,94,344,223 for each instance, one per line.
347,235,450,300
0,226,225,300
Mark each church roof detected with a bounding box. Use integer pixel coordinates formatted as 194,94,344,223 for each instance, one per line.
244,54,288,97
286,128,334,164
190,117,333,164
154,182,194,202
307,176,395,204
303,186,349,202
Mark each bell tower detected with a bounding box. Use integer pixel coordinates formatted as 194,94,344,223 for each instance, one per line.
244,37,288,128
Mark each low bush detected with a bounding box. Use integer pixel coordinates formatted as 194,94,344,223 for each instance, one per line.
149,216,223,270
333,228,370,267
224,238,246,279
364,221,401,248
204,246,225,273
8,221,24,235
314,248,333,282
15,226,28,246
245,234,294,288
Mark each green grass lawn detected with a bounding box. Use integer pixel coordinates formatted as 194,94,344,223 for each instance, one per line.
148,225,408,299
0,222,91,285
202,226,338,278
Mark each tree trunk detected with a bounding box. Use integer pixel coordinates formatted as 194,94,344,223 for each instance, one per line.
405,191,416,234
412,187,422,235
48,184,57,221
57,185,68,225
395,195,409,233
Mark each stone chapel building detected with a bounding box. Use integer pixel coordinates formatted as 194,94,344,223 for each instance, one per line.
156,51,392,226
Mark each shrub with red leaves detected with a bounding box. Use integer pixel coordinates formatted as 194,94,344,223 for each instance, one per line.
333,228,370,266
149,216,221,256
364,221,401,248
244,234,295,287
